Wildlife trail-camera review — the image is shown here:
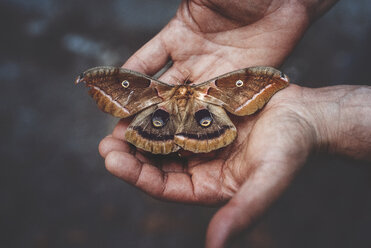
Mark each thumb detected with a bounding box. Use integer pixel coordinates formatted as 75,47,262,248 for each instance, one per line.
123,30,169,75
206,160,299,248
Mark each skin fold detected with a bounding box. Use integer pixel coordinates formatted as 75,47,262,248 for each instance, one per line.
98,0,370,247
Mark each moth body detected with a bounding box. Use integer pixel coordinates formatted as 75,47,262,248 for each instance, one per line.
174,85,193,109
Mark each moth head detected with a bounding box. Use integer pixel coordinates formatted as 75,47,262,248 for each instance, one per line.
152,109,170,128
195,109,213,128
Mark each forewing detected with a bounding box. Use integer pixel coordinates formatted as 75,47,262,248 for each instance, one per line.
193,67,289,116
75,66,175,118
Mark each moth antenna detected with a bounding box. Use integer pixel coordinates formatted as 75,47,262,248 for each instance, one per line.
168,75,182,85
181,70,192,85
184,75,192,85
173,68,192,85
164,67,192,85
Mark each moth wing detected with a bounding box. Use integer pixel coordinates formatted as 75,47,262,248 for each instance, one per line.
125,102,181,154
193,67,289,116
174,99,237,153
75,66,175,118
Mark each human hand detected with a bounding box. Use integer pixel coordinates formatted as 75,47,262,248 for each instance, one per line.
98,0,351,247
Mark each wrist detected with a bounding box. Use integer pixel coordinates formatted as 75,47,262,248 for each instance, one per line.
302,85,371,160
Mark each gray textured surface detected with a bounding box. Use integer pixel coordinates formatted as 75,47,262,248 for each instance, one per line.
1,0,371,247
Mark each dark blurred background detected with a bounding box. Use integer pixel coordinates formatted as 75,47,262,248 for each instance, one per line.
1,0,371,247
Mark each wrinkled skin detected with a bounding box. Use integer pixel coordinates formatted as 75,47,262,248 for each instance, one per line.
97,1,356,247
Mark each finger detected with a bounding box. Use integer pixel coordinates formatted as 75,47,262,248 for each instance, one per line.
159,156,187,173
123,32,169,76
105,151,196,202
206,160,298,248
98,119,132,158
110,119,152,163
99,136,130,158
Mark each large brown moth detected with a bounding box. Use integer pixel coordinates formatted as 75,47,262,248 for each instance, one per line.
75,66,289,154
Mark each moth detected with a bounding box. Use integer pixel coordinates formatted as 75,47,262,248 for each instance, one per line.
76,66,289,154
